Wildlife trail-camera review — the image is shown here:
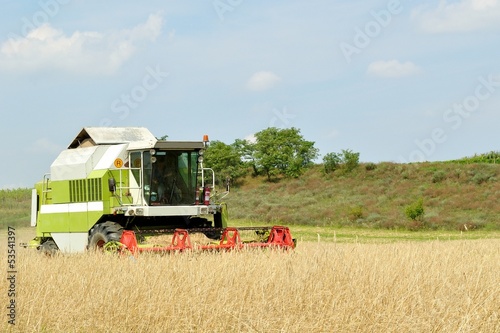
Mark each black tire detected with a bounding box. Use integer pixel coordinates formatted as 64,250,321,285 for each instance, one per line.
188,217,211,228
203,229,222,240
203,232,221,240
88,222,123,250
39,239,59,256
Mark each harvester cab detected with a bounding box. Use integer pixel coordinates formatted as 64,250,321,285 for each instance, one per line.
30,127,295,254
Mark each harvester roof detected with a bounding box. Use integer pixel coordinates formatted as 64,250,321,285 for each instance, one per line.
68,127,157,149
49,127,205,181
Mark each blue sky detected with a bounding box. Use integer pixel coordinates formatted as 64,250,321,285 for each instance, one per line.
1,0,500,188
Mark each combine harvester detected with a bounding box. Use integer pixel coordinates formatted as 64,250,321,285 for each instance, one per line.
30,127,295,254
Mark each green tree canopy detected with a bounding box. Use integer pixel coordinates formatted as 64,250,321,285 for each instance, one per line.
232,138,258,176
203,140,247,186
253,127,319,180
323,149,360,174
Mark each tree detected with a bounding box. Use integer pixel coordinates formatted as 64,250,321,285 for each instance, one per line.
323,149,360,174
253,127,319,180
232,138,258,176
323,152,342,173
341,149,360,172
203,140,247,186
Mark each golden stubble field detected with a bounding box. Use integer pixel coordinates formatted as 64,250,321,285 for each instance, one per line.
1,231,499,333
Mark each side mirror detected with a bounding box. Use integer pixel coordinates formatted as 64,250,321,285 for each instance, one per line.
108,178,116,192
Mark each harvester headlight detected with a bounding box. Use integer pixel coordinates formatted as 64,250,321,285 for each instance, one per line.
150,149,156,155
199,149,204,156
198,156,203,163
128,209,135,216
151,156,157,163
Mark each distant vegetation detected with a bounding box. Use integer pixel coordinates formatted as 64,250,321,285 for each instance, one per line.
0,188,31,228
322,149,360,174
204,127,319,184
447,151,500,164
3,145,500,232
202,129,500,231
224,161,500,232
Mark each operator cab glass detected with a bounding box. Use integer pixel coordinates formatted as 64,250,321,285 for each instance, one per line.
130,150,199,206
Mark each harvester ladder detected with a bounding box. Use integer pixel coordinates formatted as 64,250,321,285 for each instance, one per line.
113,166,145,206
41,173,52,204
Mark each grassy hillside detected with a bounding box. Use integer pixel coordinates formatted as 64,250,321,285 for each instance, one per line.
225,162,500,231
0,188,31,228
3,160,500,231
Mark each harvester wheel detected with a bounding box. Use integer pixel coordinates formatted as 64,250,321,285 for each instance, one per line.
39,239,59,256
203,230,222,240
88,222,123,251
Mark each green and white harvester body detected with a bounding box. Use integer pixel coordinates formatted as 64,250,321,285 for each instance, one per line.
30,127,228,253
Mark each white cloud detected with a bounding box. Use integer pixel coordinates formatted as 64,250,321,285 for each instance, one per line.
367,60,421,78
471,0,498,10
244,134,257,144
246,71,281,91
0,13,164,75
29,138,63,155
412,0,500,33
326,129,340,139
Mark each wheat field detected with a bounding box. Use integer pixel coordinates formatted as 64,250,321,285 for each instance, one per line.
1,238,499,333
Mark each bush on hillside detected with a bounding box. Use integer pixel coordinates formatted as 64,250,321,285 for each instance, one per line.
431,171,446,183
323,152,342,173
405,197,425,222
348,205,364,221
342,149,360,172
365,163,376,171
323,149,360,174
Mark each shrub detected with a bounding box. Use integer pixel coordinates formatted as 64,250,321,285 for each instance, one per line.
365,163,376,171
323,152,342,174
471,172,495,185
348,205,364,221
405,198,425,221
342,149,360,172
323,149,360,174
431,171,446,183
466,164,497,185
